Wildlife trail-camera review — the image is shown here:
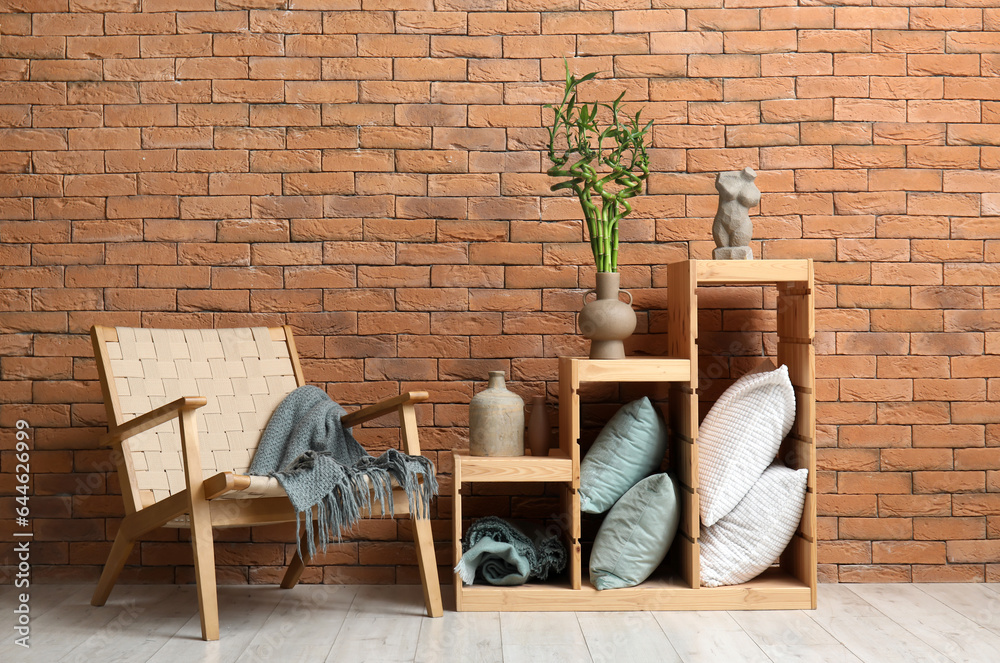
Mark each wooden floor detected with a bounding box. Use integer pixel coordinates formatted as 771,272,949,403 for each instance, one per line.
3,583,1000,662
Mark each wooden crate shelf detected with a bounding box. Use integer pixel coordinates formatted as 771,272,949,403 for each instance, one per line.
453,259,816,612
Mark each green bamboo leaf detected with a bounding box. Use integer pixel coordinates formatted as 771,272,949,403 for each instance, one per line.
544,66,651,271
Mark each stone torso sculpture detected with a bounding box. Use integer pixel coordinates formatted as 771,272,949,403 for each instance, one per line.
712,167,760,260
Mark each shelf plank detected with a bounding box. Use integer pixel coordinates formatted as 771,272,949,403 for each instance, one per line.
694,259,810,284
570,357,691,383
457,568,812,612
454,451,574,483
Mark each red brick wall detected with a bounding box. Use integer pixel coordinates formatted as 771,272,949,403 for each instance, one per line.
1,0,999,585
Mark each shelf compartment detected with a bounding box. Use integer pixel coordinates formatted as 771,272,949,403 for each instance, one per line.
457,568,813,612
453,450,582,609
668,258,817,607
558,356,692,474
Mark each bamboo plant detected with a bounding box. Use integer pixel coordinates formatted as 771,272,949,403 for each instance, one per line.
545,66,652,273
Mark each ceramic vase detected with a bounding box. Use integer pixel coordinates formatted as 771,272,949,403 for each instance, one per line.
578,272,637,360
469,371,524,456
525,396,550,457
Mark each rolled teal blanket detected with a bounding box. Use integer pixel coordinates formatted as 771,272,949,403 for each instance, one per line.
455,516,567,586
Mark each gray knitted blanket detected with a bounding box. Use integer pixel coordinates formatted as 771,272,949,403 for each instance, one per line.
455,516,567,586
249,385,437,559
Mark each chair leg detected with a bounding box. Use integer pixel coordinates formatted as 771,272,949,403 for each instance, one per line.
280,527,312,589
189,497,219,641
411,515,443,617
91,528,136,606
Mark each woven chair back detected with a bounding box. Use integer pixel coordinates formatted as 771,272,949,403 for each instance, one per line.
98,327,300,503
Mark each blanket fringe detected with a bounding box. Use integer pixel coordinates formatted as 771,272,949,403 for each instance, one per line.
285,449,439,561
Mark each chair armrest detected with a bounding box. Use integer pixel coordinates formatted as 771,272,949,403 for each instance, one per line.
341,391,429,427
202,471,254,500
98,396,208,448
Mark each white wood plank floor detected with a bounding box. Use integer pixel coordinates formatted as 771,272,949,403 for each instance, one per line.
2,583,999,663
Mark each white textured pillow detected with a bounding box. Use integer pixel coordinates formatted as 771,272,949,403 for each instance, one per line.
698,364,795,526
700,463,808,587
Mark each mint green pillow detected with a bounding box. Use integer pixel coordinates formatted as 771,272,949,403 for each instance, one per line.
579,396,667,514
590,473,681,590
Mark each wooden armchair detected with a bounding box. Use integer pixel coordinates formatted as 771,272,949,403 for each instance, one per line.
89,325,442,640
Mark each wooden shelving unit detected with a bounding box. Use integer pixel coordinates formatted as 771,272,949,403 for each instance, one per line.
453,259,816,611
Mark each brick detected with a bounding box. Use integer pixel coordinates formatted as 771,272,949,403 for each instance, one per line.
955,495,1000,516
914,471,985,494
880,495,951,518
285,35,356,57
248,57,320,81
214,33,284,57
834,192,907,216
250,9,321,34
953,218,1000,240
911,332,983,356
837,333,909,357
577,34,648,57
953,356,1000,379
725,31,797,55
819,541,871,565
138,173,208,197
909,100,981,124
801,122,872,146
911,8,982,31
873,123,945,146
800,29,870,53
541,11,612,35
913,424,986,448
397,11,467,35
913,378,986,401
177,10,247,34
142,81,213,104
831,53,905,77
650,31,722,56
909,54,982,77
871,308,941,333
871,263,941,287
818,449,879,472
177,149,248,173
839,564,911,582
322,10,393,34
870,167,943,192
872,541,946,565
724,77,794,102
213,80,284,104
818,494,877,517
944,264,1000,286
840,517,912,538
955,448,1000,471
840,424,911,448
873,30,944,54
688,8,758,31
947,540,1000,563
106,195,178,219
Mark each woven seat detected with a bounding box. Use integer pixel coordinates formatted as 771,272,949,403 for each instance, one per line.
89,325,442,640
